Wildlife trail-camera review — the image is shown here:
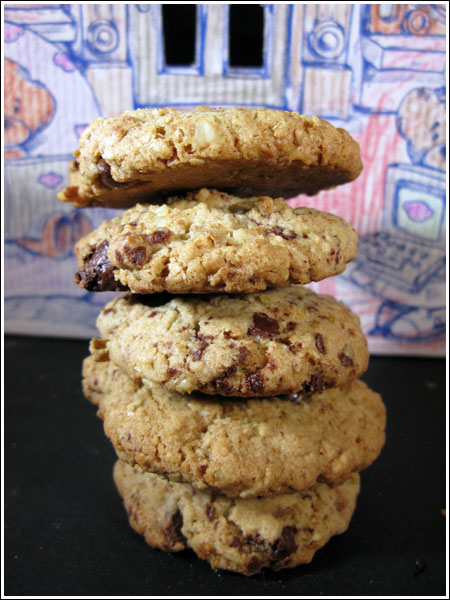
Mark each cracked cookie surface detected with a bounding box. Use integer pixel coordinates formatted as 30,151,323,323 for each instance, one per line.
74,189,357,294
57,106,363,208
114,460,360,575
96,287,369,397
83,344,385,498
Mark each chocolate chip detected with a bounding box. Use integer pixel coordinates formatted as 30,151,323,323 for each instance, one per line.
167,367,177,375
272,526,298,561
235,346,250,363
97,158,110,175
270,226,297,240
249,275,258,283
193,342,207,361
315,333,326,354
247,372,264,393
230,537,242,548
197,333,213,342
75,240,128,292
338,352,354,366
97,157,137,189
286,321,296,332
308,375,327,393
247,556,263,574
148,230,171,244
212,365,237,393
248,312,280,337
205,504,217,521
124,245,147,265
164,510,186,547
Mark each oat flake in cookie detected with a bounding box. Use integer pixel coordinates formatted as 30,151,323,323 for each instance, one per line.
57,106,363,208
74,189,358,294
96,286,369,397
83,344,385,498
113,460,360,576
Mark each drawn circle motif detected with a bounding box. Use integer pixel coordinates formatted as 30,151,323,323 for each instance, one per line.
309,20,345,60
87,20,119,54
405,9,431,35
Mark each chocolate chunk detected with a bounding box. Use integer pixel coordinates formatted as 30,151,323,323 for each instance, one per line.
75,240,128,292
272,526,298,561
97,157,137,189
164,510,186,547
212,365,237,393
309,375,327,393
148,230,171,244
247,372,264,393
247,556,263,574
338,352,354,366
270,225,297,240
124,245,147,265
97,158,110,175
235,346,250,363
248,312,280,337
193,341,207,361
205,504,217,521
315,333,326,354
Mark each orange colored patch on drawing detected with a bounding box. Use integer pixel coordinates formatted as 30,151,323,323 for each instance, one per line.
4,58,55,149
18,212,92,258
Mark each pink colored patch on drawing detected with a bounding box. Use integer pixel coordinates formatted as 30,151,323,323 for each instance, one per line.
5,23,24,43
38,172,63,189
403,201,434,222
53,53,76,72
74,125,88,138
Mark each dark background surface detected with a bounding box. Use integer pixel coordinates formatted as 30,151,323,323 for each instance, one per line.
5,335,446,596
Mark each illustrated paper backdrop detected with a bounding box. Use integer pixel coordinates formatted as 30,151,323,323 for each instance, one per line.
4,4,446,354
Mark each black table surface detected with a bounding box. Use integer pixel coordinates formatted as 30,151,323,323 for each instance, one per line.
5,335,446,596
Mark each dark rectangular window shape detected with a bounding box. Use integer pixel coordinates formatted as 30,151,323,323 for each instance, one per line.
162,4,197,66
228,5,264,68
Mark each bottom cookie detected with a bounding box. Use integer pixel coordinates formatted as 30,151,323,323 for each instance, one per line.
113,460,360,576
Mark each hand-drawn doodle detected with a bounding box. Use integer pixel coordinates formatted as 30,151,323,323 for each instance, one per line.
4,58,55,159
4,4,446,352
397,86,446,170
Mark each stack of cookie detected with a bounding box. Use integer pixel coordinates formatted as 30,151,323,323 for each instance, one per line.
59,107,386,576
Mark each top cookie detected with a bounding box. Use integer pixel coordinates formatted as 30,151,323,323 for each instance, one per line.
57,106,363,208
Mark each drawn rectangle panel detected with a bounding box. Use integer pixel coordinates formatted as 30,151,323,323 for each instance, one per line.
358,4,446,112
222,4,272,79
130,4,288,107
299,5,353,119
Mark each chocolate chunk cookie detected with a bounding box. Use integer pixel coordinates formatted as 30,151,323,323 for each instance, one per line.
74,189,357,294
114,460,360,575
96,286,369,397
57,106,363,208
83,344,385,498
